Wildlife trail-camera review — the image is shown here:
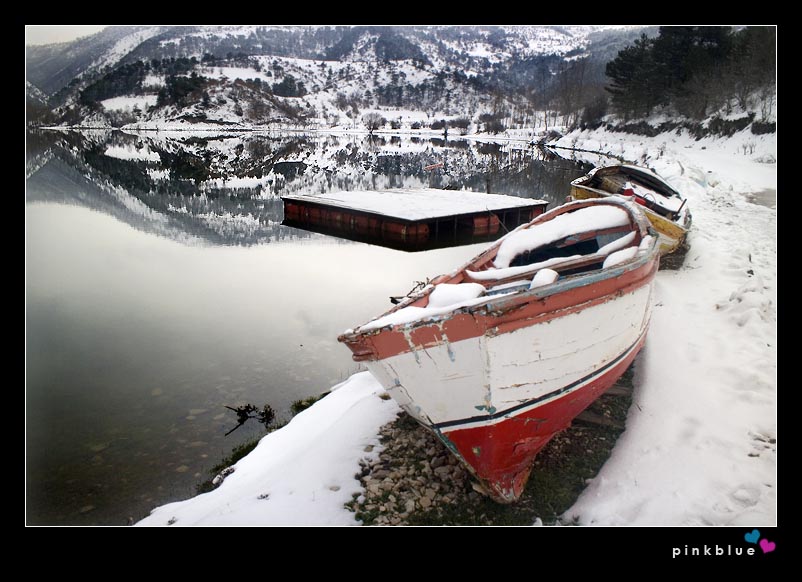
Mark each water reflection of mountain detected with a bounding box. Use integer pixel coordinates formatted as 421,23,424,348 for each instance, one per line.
25,129,592,247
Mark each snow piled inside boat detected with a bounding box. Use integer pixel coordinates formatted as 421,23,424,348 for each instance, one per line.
353,205,648,332
602,246,639,269
625,181,684,213
358,283,513,332
493,205,630,268
355,234,648,333
529,268,559,289
638,235,654,251
597,231,636,255
467,207,638,282
467,255,583,281
427,282,485,308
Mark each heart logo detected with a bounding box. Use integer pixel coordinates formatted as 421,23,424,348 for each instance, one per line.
759,539,776,554
744,529,760,544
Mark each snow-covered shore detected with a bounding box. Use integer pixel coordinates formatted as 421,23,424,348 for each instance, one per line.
137,125,776,527
554,127,776,526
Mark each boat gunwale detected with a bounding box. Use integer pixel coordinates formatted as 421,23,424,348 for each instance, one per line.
338,198,659,342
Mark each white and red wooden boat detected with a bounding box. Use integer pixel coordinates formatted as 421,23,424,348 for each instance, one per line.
338,197,660,503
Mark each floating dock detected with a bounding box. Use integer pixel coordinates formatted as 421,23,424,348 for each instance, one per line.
281,188,549,251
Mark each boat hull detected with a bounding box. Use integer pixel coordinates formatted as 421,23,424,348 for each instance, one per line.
339,198,660,503
440,326,648,502
359,258,656,502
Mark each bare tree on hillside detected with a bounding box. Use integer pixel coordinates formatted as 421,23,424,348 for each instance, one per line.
362,112,386,134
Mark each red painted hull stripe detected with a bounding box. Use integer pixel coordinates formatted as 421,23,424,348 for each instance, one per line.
433,327,646,431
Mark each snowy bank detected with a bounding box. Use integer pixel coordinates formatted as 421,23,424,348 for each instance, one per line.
553,126,776,526
137,372,399,526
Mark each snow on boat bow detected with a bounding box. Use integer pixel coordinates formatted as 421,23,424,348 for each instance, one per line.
338,198,660,503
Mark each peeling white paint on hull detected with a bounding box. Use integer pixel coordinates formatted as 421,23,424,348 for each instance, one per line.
364,282,652,501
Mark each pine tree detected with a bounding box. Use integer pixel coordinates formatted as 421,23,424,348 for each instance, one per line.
605,34,659,119
651,26,732,102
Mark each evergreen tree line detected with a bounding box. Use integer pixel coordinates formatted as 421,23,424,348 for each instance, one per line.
79,57,200,107
77,55,309,114
605,26,776,121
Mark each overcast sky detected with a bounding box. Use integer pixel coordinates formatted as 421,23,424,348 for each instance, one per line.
26,25,108,46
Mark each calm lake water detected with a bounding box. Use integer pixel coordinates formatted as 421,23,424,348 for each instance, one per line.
25,130,591,525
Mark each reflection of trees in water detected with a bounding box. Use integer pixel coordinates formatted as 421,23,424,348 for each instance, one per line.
470,148,594,206
26,129,591,246
26,129,63,165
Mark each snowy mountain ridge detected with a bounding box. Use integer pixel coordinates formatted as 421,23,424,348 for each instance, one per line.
27,25,644,98
27,25,654,132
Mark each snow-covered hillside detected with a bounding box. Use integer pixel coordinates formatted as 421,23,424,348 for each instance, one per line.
28,25,651,130
28,25,631,95
88,28,166,77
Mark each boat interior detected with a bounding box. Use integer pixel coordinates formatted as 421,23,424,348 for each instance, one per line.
586,172,682,220
365,214,650,330
464,222,642,294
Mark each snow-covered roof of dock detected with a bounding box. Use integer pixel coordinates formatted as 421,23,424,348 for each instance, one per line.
282,188,547,222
